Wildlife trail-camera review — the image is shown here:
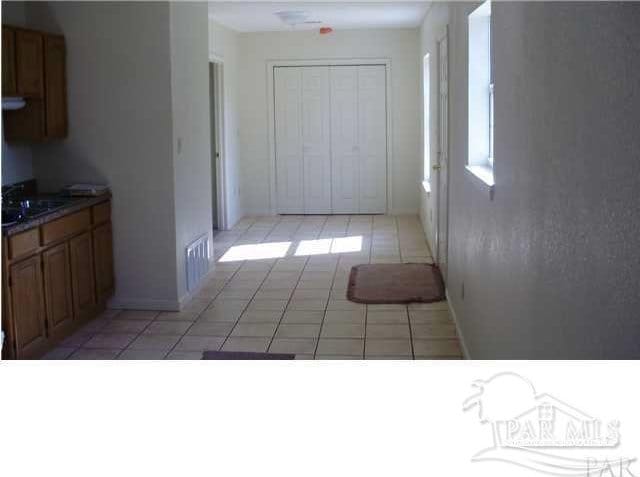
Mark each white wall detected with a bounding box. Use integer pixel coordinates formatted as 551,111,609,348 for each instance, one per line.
27,2,180,309
237,28,420,215
170,2,213,302
209,20,243,227
420,2,640,358
1,1,34,186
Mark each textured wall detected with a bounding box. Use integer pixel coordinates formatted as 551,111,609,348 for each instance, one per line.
28,2,179,309
170,2,213,302
438,2,640,358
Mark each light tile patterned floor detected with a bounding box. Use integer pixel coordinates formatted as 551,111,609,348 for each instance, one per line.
43,215,463,360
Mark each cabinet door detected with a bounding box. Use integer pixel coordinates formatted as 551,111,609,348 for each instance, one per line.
42,243,74,340
93,223,114,304
2,27,17,96
2,99,46,141
44,34,67,138
15,29,44,98
69,232,97,321
10,255,47,359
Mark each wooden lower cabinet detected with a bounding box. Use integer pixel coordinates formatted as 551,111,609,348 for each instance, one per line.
69,231,97,322
1,199,114,359
42,243,74,340
9,255,47,359
93,223,114,304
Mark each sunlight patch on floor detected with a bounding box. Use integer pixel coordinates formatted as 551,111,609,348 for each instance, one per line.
218,241,291,262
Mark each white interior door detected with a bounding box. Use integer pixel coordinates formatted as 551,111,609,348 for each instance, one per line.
358,65,387,214
301,67,331,214
436,29,449,280
330,66,359,214
274,67,303,214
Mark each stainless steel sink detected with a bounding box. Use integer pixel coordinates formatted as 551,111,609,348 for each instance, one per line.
2,208,23,226
2,197,74,226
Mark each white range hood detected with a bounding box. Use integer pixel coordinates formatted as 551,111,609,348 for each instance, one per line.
2,97,26,110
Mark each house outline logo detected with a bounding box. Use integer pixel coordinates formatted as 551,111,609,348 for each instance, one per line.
463,372,636,477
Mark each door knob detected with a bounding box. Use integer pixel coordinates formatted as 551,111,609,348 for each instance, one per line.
432,164,442,171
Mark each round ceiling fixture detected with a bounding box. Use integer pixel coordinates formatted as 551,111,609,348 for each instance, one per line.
274,11,309,26
274,10,322,27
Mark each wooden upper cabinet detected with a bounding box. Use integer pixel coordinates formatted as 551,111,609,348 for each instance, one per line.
69,232,97,322
2,27,17,96
15,29,44,98
9,255,47,359
2,27,67,142
42,243,74,340
44,34,67,138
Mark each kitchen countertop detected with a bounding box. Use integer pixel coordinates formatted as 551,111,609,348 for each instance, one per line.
2,194,111,237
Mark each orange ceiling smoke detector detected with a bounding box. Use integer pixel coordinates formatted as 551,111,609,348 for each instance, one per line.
319,27,333,35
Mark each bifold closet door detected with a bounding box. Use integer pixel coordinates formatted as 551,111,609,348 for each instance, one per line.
357,65,387,213
330,66,359,213
275,67,304,213
274,66,331,214
330,65,387,214
301,67,331,214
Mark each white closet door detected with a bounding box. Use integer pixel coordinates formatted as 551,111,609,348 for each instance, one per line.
330,66,359,214
301,67,331,214
358,65,387,214
274,67,304,213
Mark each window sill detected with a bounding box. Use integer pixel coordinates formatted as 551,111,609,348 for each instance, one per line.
422,180,431,194
465,164,495,200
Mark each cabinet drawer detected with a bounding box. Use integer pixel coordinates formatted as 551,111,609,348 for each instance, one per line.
92,201,111,225
41,209,91,245
9,228,40,260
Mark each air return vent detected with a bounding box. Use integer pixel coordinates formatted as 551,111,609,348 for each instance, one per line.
186,234,210,292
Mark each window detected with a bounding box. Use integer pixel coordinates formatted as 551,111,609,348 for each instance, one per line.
422,53,431,192
467,0,494,192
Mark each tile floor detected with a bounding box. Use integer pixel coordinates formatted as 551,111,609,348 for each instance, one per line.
43,215,463,360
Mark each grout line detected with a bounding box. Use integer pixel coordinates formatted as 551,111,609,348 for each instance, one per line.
266,217,311,353
208,216,284,354
313,215,350,359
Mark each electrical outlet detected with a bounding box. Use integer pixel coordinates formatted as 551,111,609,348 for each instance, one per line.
461,281,465,301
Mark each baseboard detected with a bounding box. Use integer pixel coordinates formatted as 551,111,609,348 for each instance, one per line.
108,297,181,312
176,264,217,310
389,208,419,215
445,289,471,360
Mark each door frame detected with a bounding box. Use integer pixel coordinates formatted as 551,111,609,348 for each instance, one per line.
435,25,450,277
266,58,393,215
209,56,228,230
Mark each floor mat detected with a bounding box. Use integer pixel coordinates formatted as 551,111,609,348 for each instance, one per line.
347,263,445,304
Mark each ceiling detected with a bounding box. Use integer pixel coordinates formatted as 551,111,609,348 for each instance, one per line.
208,2,431,32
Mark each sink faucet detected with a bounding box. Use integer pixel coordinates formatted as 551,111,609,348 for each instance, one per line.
2,184,25,203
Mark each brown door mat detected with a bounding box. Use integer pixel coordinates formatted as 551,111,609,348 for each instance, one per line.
347,263,445,304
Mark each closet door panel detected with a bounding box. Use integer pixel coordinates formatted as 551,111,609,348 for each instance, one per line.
330,66,359,214
301,67,331,214
275,67,304,213
358,66,387,213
